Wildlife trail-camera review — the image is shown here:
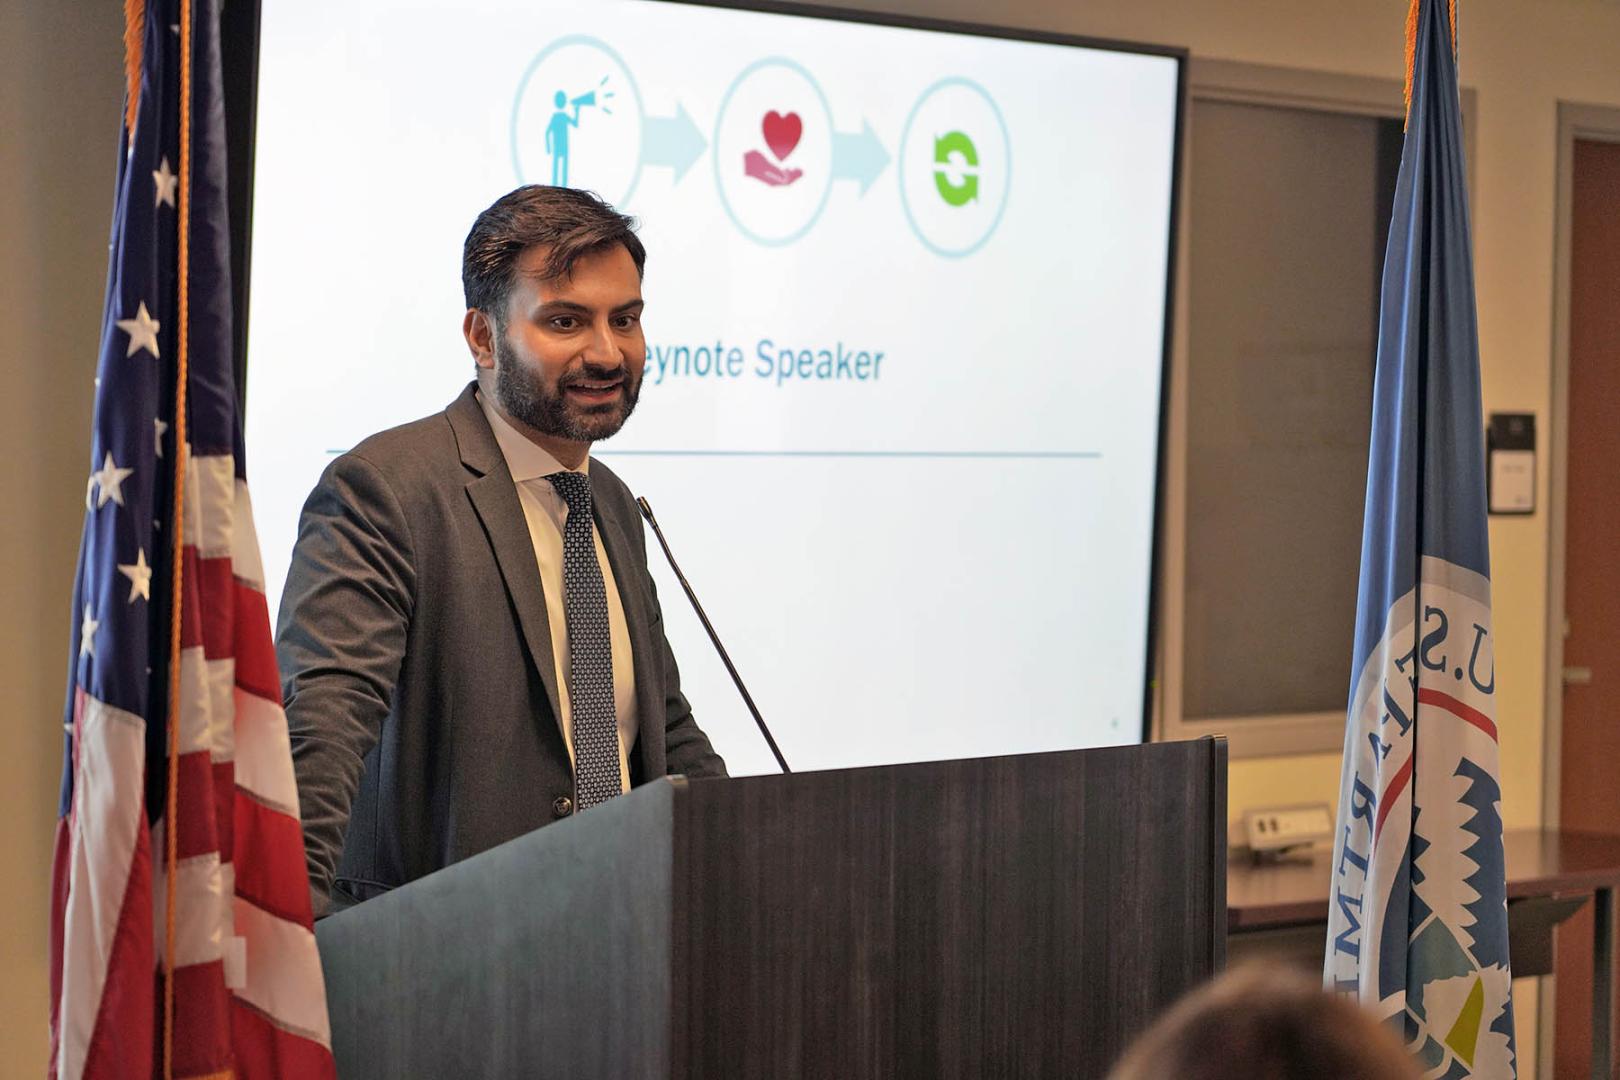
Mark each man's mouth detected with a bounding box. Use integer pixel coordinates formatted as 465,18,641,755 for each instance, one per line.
563,377,625,404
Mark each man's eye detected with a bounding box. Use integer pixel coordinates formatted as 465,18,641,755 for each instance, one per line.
549,316,579,331
613,314,640,330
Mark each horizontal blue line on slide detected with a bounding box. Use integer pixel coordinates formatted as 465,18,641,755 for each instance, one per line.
593,449,1104,460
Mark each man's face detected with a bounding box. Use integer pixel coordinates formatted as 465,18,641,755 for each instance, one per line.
485,243,645,449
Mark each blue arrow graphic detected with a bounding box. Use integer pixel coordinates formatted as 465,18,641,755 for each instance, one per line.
643,103,707,184
831,119,890,196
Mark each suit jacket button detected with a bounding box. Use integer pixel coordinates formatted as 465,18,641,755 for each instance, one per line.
553,795,573,818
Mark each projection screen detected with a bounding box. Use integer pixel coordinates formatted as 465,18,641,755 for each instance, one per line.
245,0,1183,775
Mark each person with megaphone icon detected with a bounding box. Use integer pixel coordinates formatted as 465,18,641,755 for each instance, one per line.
545,87,597,186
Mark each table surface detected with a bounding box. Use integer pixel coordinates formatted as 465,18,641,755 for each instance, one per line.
1228,828,1620,930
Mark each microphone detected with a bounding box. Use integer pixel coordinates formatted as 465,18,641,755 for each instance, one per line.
636,497,791,774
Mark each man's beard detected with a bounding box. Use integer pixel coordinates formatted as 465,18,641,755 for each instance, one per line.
493,334,641,444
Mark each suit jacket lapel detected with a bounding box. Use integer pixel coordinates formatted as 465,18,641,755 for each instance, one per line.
446,385,565,731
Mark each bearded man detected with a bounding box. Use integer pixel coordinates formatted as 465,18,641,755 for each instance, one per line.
278,186,727,917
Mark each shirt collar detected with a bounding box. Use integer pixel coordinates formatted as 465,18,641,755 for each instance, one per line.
476,389,589,482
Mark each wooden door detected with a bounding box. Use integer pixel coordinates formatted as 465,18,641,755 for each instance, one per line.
1557,136,1620,1080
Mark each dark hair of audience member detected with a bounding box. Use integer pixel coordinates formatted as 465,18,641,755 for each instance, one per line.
1108,963,1421,1080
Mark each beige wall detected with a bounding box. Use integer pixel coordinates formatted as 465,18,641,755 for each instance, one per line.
4,1,1618,1075
1,1,122,1075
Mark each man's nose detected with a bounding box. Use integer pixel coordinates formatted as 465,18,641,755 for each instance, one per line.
582,320,623,367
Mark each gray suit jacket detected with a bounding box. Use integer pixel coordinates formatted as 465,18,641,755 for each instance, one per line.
278,383,726,915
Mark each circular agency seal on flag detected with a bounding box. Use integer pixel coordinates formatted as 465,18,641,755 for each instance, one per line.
1326,556,1515,1078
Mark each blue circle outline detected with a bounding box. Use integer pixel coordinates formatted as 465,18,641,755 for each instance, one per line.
898,77,1011,258
510,35,645,208
712,57,834,248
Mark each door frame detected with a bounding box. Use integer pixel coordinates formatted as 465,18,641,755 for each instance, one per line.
1540,100,1620,1080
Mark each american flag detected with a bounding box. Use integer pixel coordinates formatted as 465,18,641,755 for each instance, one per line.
49,2,335,1077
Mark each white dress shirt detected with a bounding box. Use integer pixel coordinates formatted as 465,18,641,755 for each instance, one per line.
479,393,637,792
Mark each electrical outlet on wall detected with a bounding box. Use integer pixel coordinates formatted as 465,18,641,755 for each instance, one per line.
1242,803,1334,854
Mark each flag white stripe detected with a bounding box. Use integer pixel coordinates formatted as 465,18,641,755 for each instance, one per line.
232,896,333,1047
152,850,229,969
184,452,236,559
57,695,147,1080
177,649,236,759
234,689,300,816
232,478,267,592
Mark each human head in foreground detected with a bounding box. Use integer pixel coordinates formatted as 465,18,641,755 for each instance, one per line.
461,183,648,467
1107,964,1420,1080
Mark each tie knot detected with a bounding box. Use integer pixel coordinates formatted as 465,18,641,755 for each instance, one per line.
546,470,593,516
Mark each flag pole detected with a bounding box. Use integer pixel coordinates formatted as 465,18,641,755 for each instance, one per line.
163,0,196,1076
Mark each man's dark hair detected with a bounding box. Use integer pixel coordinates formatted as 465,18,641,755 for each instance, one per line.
461,185,646,321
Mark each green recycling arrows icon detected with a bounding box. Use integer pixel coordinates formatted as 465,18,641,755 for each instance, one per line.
933,130,979,206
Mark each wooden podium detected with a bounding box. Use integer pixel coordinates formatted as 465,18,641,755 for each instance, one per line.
315,738,1227,1078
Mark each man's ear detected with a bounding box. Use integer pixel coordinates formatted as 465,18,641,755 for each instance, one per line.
463,308,498,371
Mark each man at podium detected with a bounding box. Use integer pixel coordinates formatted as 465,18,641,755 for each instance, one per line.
276,185,727,916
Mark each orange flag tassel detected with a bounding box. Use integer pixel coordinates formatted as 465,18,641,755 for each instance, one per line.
123,0,145,138
1406,0,1460,129
1403,0,1420,128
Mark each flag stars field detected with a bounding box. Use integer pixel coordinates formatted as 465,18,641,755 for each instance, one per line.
116,300,161,358
153,156,178,208
90,451,134,508
78,604,99,658
118,548,152,603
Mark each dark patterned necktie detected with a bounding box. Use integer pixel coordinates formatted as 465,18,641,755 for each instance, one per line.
545,471,622,808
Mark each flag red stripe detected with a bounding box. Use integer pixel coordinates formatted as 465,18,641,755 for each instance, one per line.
214,760,237,865
1375,753,1415,843
1416,686,1498,742
79,817,155,1080
233,579,281,704
173,750,223,862
163,959,232,1079
179,546,205,651
231,997,338,1080
182,552,279,699
233,795,315,925
187,552,237,660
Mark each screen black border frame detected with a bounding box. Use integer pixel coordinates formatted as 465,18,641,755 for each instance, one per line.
225,0,1187,751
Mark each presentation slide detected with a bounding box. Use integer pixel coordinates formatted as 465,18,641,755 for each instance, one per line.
246,0,1180,775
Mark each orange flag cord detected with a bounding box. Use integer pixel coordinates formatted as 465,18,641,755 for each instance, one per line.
163,0,195,1077
123,0,145,141
1405,0,1460,129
